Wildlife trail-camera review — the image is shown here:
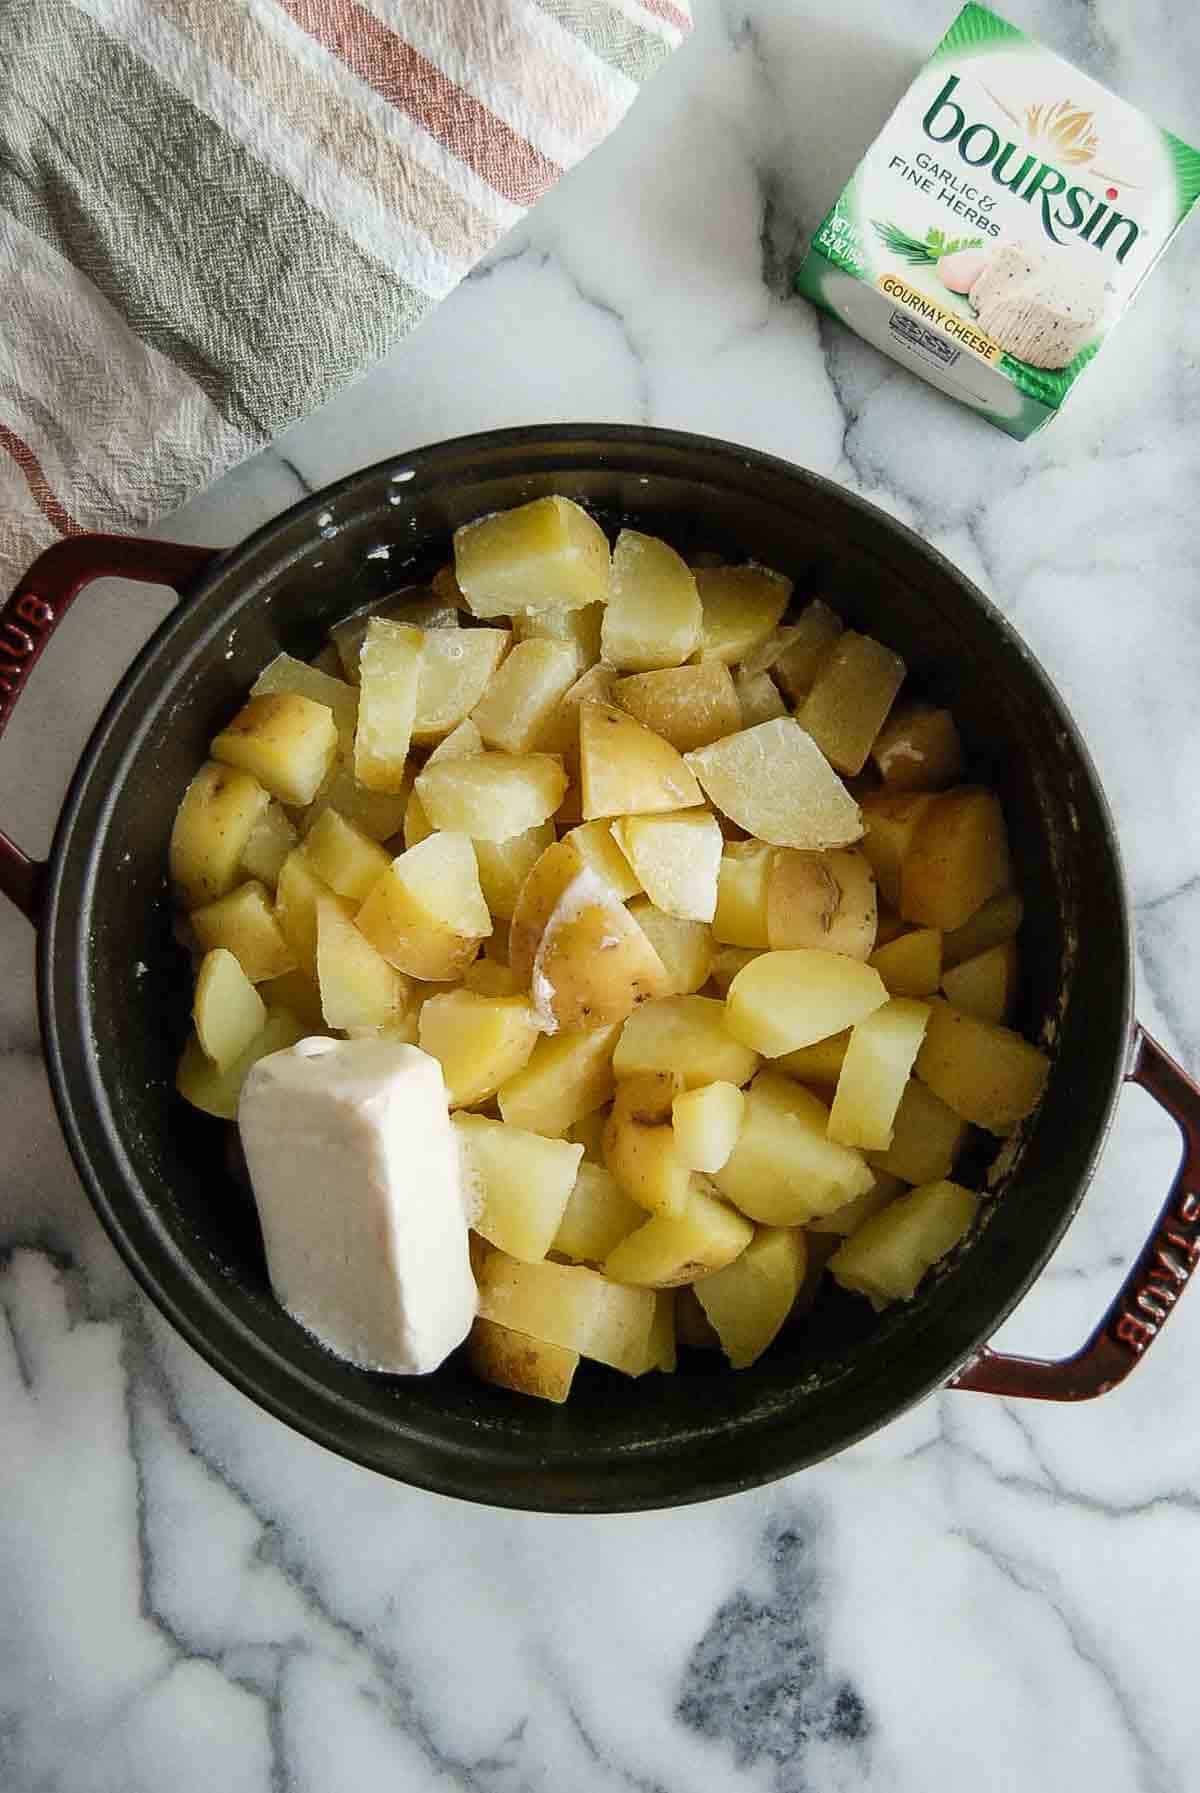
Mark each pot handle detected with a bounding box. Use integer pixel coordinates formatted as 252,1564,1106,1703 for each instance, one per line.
0,534,220,926
950,1025,1200,1401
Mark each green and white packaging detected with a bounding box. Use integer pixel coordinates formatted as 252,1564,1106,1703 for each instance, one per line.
794,3,1200,436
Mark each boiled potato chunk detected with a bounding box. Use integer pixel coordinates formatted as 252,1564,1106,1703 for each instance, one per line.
534,662,617,759
170,762,270,908
192,879,296,982
600,530,702,671
797,630,906,775
275,848,332,979
470,638,579,754
553,1162,645,1264
695,1226,806,1367
867,1076,969,1186
402,790,433,850
672,1081,745,1173
562,820,642,900
767,846,877,958
771,598,844,701
302,808,391,903
331,590,461,683
603,1072,692,1217
453,495,611,618
827,998,931,1150
176,1009,305,1120
872,702,964,791
708,945,763,995
468,1317,578,1405
775,1029,850,1088
830,1180,978,1305
637,1291,678,1375
418,988,539,1108
193,948,267,1072
603,1181,753,1287
354,619,422,792
462,960,522,997
412,627,510,743
580,702,702,819
943,890,1023,968
259,965,325,1033
498,1023,621,1137
240,802,296,888
725,950,887,1057
711,1071,873,1224
476,1252,655,1375
568,1107,608,1163
685,719,863,850
695,565,791,663
613,994,759,1090
426,716,484,764
675,1285,721,1349
806,1170,906,1236
612,662,741,754
869,926,943,997
454,1114,581,1261
626,898,712,995
212,692,338,807
514,600,603,670
251,652,358,762
734,670,787,727
900,787,1011,932
414,752,567,841
472,821,555,921
915,999,1049,1135
316,894,412,1032
712,840,773,948
299,761,410,843
610,809,722,923
941,940,1018,1024
355,832,491,980
859,791,937,910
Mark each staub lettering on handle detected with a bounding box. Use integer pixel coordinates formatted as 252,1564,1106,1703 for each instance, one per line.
1113,1188,1200,1354
0,593,56,712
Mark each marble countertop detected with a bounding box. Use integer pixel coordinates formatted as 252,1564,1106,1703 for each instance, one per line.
4,2,1200,1788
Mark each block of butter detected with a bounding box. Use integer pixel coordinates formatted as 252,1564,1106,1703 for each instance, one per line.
794,3,1200,436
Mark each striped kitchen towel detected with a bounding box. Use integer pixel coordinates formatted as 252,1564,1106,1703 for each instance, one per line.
0,0,690,589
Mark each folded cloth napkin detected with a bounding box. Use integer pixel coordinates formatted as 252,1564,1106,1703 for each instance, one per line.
0,0,690,588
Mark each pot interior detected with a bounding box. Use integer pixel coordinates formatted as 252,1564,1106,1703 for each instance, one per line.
43,428,1131,1509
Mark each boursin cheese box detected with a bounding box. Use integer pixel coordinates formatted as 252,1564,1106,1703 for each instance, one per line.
794,4,1200,436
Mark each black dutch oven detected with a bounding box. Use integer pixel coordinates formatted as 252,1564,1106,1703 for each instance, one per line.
2,426,1198,1512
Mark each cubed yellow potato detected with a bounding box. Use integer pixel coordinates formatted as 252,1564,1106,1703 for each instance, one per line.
725,949,888,1057
240,802,297,888
611,662,742,753
672,1081,745,1173
418,988,539,1108
316,893,412,1031
739,623,810,681
415,752,567,842
797,630,906,775
775,1029,850,1088
915,999,1049,1135
275,848,332,979
695,566,791,663
626,898,712,996
454,496,611,617
412,627,510,743
470,638,580,754
711,1071,874,1224
900,788,1012,932
830,1180,978,1305
251,652,359,762
403,790,433,851
940,939,1018,1024
579,702,702,819
872,702,964,791
712,840,774,947
302,808,392,904
869,926,943,997
771,598,844,701
634,1291,678,1375
766,846,877,958
170,762,271,908
613,994,760,1089
454,1113,582,1261
707,944,762,995
476,1251,655,1375
212,692,338,808
192,879,296,982
462,960,522,997
514,600,604,670
734,670,788,727
610,809,722,923
472,821,555,922
562,820,642,900
468,1317,579,1405
298,761,411,843
354,619,423,792
568,1107,609,1163
498,1023,621,1136
675,1285,721,1349
331,589,462,681
193,948,267,1072
827,998,931,1150
176,1009,306,1120
534,662,617,759
603,1071,691,1216
259,965,325,1033
858,791,938,910
695,1226,806,1367
943,890,1024,968
355,832,491,980
685,719,863,850
600,529,702,670
867,1076,969,1185
603,1180,753,1287
806,1170,907,1236
553,1162,645,1263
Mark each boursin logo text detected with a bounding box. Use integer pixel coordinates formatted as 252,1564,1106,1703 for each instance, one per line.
923,74,1140,261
